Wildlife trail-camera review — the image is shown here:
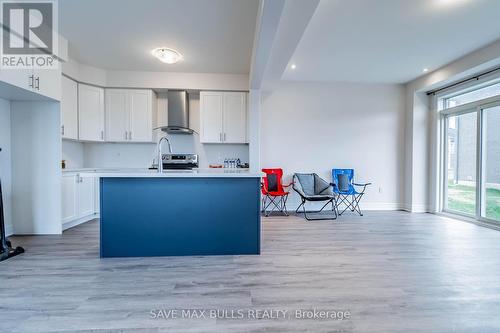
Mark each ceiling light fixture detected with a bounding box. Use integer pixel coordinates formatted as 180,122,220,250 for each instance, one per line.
423,68,429,73
290,64,297,70
151,47,182,64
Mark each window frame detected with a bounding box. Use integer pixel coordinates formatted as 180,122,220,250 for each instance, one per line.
437,77,500,225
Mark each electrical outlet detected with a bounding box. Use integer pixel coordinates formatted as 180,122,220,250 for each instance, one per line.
378,186,382,194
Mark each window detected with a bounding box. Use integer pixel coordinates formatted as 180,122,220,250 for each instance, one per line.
439,75,500,224
481,105,500,222
441,80,500,109
444,112,477,216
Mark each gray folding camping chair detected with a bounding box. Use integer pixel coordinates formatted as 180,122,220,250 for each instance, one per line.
292,173,337,221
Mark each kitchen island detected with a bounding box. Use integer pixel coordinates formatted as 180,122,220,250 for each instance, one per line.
81,169,262,258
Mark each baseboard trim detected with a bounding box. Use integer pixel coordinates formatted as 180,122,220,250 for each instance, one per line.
63,213,99,231
285,201,403,211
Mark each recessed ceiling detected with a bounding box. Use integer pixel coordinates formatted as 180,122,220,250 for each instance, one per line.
282,0,500,83
59,0,259,74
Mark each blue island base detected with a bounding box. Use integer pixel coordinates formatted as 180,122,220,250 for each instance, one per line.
100,177,261,258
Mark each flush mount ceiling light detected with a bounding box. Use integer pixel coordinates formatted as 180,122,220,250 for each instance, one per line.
151,47,182,64
290,64,297,70
423,68,429,73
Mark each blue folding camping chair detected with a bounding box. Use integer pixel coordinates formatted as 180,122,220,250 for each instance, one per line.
332,169,371,216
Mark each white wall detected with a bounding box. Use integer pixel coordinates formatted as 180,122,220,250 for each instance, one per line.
62,57,250,91
404,39,500,213
0,98,13,235
106,70,249,91
261,81,405,210
11,102,62,234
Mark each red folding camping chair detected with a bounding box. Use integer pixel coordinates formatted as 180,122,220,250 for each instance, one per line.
261,168,292,216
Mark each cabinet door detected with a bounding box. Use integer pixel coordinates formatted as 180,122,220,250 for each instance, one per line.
200,92,223,143
78,175,95,217
33,66,62,101
105,89,129,142
78,84,105,141
223,92,247,143
61,76,78,140
94,177,100,215
129,90,153,142
61,175,78,224
0,67,34,93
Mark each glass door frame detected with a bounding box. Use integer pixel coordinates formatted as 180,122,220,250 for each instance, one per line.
478,100,500,224
439,97,500,225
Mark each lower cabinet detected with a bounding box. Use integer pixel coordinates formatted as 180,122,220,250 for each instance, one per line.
61,173,98,229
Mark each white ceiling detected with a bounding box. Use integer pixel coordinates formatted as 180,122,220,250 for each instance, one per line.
59,0,259,74
282,0,500,84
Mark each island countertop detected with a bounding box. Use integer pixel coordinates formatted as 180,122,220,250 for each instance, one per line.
73,168,262,178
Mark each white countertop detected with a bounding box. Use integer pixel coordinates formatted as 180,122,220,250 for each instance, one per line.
63,168,262,178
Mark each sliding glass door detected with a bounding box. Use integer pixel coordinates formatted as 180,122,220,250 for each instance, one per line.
440,78,500,225
481,105,500,222
444,111,477,217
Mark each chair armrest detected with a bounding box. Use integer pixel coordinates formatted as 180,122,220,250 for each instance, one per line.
353,182,372,186
283,182,293,188
329,182,337,188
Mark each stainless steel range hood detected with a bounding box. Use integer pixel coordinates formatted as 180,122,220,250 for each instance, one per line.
161,90,193,134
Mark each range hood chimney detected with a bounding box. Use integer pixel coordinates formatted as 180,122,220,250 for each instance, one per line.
162,90,193,134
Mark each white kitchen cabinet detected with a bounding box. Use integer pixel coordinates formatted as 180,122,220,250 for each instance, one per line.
61,173,96,228
105,89,154,142
61,76,78,140
94,177,100,215
200,91,247,144
105,89,129,142
129,90,154,142
0,67,34,93
33,66,62,101
78,175,95,217
0,64,62,101
223,92,247,143
79,83,105,141
61,174,78,224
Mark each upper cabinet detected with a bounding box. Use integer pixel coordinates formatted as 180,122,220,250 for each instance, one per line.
0,29,66,100
0,65,61,101
78,83,105,142
200,91,247,144
105,89,155,143
61,76,78,140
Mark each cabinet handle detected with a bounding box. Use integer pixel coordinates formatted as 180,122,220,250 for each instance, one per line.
35,77,40,90
28,75,34,88
219,133,222,142
223,133,226,142
101,130,104,140
129,131,132,140
125,131,128,140
61,125,65,136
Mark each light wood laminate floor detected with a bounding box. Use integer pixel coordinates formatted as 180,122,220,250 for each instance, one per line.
2,211,500,332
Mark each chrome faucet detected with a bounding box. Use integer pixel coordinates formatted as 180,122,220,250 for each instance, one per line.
157,136,172,173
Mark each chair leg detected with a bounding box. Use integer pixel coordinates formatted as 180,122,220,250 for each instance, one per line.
300,199,337,221
263,195,289,217
282,194,289,216
296,200,305,214
352,193,364,216
337,193,365,216
337,194,351,216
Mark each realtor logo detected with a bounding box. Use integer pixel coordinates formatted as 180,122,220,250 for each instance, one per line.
1,0,58,69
